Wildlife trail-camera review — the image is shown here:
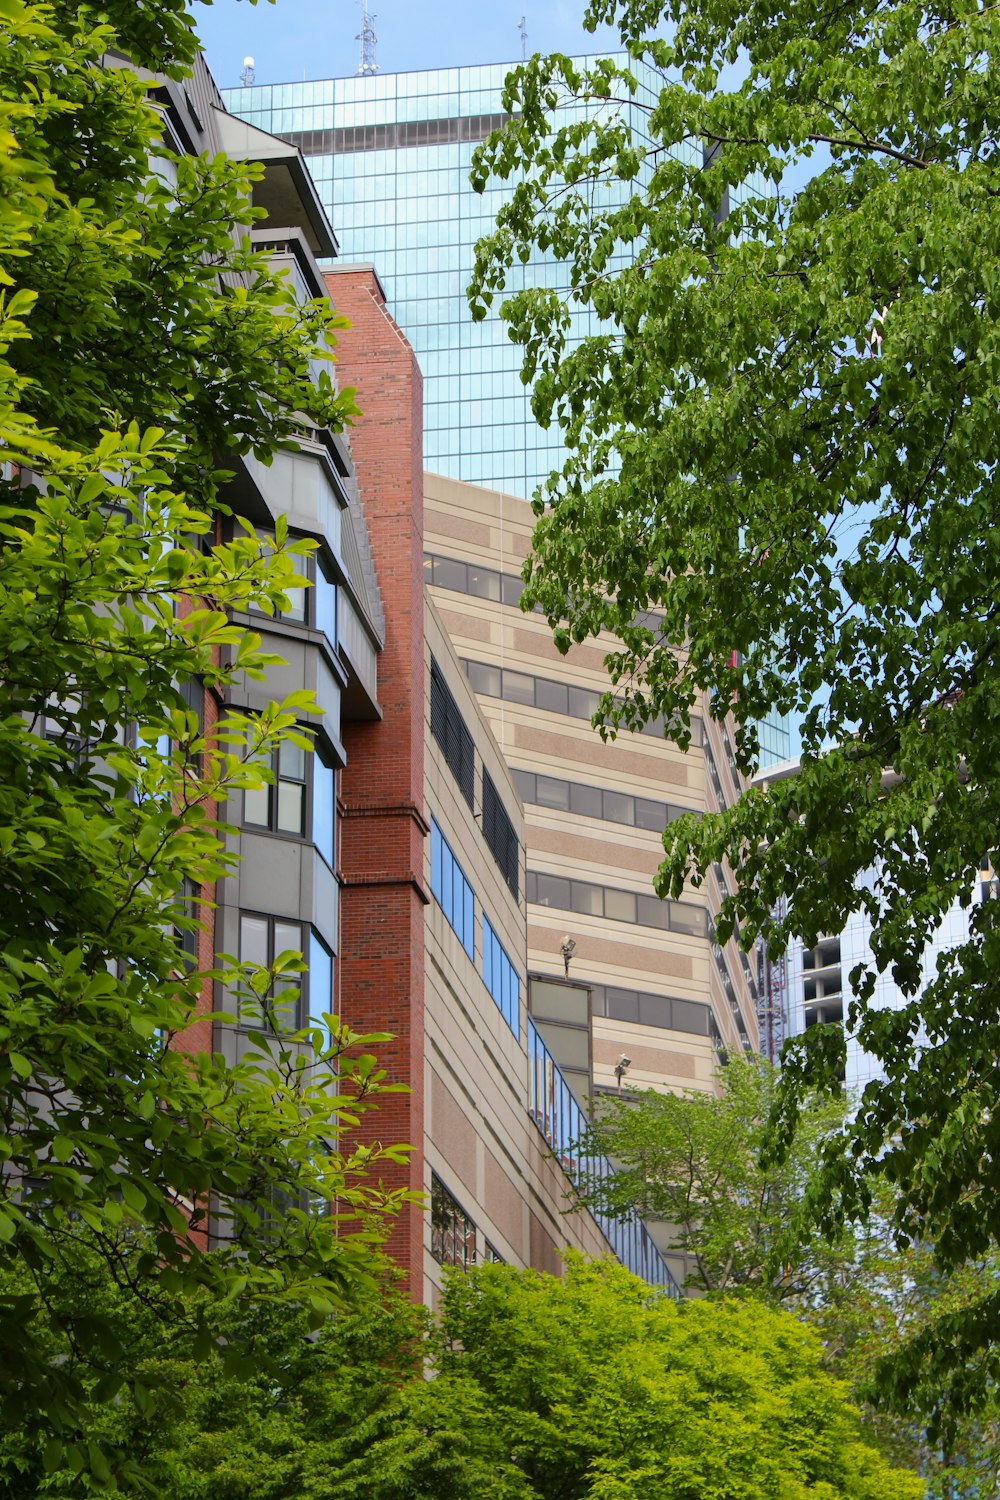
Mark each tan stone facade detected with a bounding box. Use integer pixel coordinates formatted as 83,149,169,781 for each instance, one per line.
423,471,759,1101
422,604,616,1303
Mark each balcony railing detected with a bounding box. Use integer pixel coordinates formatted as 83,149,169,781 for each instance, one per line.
526,1019,680,1296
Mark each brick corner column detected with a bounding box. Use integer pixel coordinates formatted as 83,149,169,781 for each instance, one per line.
328,267,428,1295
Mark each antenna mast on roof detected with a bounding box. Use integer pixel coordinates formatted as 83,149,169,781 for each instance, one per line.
518,14,528,61
356,0,378,75
240,54,256,87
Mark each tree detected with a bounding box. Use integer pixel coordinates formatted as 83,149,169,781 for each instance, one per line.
573,1054,848,1299
822,1221,1000,1500
0,0,412,1473
0,1242,429,1498
423,1259,921,1500
575,1064,1000,1495
0,1247,922,1500
469,0,1000,1414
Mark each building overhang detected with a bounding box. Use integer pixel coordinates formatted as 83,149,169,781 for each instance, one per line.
211,108,339,259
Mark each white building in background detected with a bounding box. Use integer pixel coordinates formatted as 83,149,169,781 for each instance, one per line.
766,759,990,1092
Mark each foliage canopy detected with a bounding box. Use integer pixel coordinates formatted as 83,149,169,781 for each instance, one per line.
470,0,1000,1412
0,0,410,1473
0,1248,924,1500
575,1055,847,1299
576,1061,1000,1489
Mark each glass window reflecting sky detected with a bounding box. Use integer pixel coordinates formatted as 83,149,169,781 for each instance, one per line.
223,58,681,501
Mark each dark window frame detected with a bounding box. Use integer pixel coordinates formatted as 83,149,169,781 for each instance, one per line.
236,911,306,1031
241,723,337,869
482,770,519,901
243,528,338,643
430,658,474,809
430,1173,478,1270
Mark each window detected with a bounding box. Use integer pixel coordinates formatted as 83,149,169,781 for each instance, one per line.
570,881,603,917
177,675,204,772
314,553,337,644
536,774,570,812
512,767,695,834
461,659,704,745
430,658,474,808
482,915,519,1035
530,872,570,910
590,983,714,1038
430,820,474,959
535,678,568,714
248,533,337,642
313,748,335,869
603,790,634,826
243,731,336,868
503,670,534,706
431,1173,477,1269
482,771,518,900
464,660,501,698
636,893,670,931
570,783,602,819
467,564,500,601
568,686,601,720
173,876,200,971
525,871,705,938
604,888,637,923
238,914,303,1029
244,736,307,836
308,930,334,1043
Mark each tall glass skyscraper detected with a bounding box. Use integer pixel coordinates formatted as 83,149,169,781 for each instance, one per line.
224,62,790,766
224,60,677,498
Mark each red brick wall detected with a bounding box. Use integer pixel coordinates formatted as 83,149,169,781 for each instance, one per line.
328,268,428,1293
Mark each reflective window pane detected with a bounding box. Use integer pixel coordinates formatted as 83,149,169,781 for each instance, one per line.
569,783,602,819
637,894,670,930
277,780,305,834
279,739,306,780
313,752,335,868
604,888,637,923
535,679,568,714
603,790,635,825
243,783,271,827
502,670,534,706
467,565,500,601
570,882,602,917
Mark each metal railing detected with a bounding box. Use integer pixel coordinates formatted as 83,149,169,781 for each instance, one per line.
526,1019,680,1297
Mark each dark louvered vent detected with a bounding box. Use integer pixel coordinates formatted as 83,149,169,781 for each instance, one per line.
430,658,474,809
482,770,519,901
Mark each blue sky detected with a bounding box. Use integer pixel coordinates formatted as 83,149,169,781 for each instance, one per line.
193,0,621,90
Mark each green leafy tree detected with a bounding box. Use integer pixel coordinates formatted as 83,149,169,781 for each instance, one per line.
424,1259,921,1500
575,1065,1000,1494
823,1222,1000,1500
0,1248,923,1500
469,0,1000,1416
0,0,413,1475
573,1054,848,1299
0,1243,429,1497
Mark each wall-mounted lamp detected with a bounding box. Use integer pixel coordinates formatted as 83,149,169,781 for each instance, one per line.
614,1054,632,1092
560,934,576,978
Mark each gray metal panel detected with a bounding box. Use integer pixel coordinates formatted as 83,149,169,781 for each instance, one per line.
307,848,339,954
240,832,302,919
262,447,344,555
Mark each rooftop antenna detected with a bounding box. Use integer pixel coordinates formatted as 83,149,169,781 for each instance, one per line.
240,54,256,87
357,0,378,75
518,14,528,61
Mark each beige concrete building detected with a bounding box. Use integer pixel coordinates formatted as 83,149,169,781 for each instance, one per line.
421,604,643,1301
423,472,760,1103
